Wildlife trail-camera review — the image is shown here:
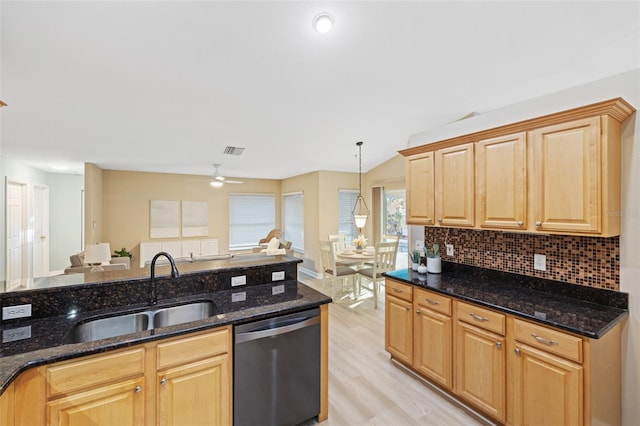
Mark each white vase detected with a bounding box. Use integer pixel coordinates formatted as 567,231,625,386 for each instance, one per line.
417,264,428,274
426,257,441,274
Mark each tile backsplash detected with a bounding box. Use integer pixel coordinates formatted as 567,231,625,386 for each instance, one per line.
423,228,619,291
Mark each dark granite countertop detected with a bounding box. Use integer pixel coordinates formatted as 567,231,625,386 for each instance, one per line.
0,255,331,395
384,262,628,339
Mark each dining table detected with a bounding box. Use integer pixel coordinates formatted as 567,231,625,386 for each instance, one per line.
335,251,376,269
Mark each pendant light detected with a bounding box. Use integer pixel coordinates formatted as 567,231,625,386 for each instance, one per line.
352,141,370,231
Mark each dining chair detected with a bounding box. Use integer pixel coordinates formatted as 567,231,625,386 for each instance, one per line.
329,234,358,267
319,240,358,299
357,241,398,309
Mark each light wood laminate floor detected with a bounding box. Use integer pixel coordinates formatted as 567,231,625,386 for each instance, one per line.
300,275,493,426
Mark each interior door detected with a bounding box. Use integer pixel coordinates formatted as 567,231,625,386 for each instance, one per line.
6,180,27,290
33,184,50,276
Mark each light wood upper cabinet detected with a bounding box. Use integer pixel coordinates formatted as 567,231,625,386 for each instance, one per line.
476,133,527,229
406,152,435,225
530,116,607,235
435,143,475,227
400,98,634,236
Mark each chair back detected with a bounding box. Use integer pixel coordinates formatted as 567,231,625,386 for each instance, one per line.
328,234,348,251
372,241,398,274
319,240,335,272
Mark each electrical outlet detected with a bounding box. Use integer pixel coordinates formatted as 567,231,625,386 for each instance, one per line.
415,241,424,251
534,254,546,271
446,244,454,256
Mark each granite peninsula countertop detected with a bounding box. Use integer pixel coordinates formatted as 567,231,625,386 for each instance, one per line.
384,262,628,339
0,254,331,395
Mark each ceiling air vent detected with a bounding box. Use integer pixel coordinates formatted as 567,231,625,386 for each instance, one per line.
223,146,245,156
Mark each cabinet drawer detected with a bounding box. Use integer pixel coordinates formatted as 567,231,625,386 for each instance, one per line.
456,301,505,336
414,288,451,316
385,280,413,302
47,348,145,397
514,319,583,363
157,326,230,369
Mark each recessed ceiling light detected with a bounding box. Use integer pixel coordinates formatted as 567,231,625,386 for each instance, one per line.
312,13,334,34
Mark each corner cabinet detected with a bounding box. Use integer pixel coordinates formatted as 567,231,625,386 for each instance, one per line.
384,277,624,426
401,98,635,236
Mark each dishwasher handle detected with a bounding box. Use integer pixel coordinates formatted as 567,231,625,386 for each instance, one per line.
235,315,320,344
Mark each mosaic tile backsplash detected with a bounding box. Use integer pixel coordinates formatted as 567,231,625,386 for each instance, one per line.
423,228,620,291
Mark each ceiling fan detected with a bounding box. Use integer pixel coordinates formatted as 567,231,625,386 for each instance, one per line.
210,164,243,187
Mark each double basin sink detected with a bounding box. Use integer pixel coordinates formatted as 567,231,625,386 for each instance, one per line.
70,301,216,344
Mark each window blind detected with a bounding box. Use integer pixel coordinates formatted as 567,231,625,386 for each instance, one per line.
229,193,276,250
283,192,304,252
338,190,359,242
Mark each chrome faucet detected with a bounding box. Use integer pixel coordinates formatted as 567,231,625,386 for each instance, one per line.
150,252,180,305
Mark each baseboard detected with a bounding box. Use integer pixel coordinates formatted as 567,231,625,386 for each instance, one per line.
299,267,322,280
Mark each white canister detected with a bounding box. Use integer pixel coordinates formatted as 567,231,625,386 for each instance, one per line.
426,257,442,274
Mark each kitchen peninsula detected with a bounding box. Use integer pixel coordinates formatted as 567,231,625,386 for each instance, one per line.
0,254,331,425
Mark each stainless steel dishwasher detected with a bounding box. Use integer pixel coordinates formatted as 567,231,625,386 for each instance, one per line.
234,308,321,426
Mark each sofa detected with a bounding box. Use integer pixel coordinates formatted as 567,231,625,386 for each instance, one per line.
64,252,131,274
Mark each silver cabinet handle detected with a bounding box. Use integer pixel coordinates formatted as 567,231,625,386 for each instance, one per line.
531,333,558,346
438,218,443,223
495,342,502,348
517,221,523,226
426,298,439,305
514,348,521,355
416,309,421,314
392,288,403,293
135,385,142,393
427,218,433,223
160,378,167,385
469,313,488,322
535,221,542,227
405,306,410,311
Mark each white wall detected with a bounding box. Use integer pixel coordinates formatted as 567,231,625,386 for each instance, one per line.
409,69,640,425
0,156,83,277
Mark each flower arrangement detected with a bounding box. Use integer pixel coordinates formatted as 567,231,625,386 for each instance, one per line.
352,234,367,249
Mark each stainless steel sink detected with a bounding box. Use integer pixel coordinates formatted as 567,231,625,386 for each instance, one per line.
153,301,216,328
70,301,216,343
72,311,150,343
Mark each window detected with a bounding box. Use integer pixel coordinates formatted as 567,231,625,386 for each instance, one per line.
383,189,407,253
229,193,275,251
283,192,304,252
338,190,359,242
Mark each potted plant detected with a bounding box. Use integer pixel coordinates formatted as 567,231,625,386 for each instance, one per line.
112,247,132,259
410,250,421,271
425,243,441,274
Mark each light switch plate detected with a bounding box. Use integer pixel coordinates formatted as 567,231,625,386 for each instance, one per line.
446,244,454,256
272,284,285,295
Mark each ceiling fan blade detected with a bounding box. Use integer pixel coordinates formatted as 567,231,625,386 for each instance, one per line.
224,180,243,184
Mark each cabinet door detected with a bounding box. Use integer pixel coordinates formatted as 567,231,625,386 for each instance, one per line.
530,117,601,234
406,152,435,225
385,294,413,365
476,133,526,229
158,355,231,426
435,143,474,227
47,378,145,426
455,322,505,422
511,343,583,426
413,305,452,389
0,382,14,426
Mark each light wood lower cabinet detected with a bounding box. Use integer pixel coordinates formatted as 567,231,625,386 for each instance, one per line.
6,326,232,426
0,382,14,426
384,278,624,426
455,301,506,422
